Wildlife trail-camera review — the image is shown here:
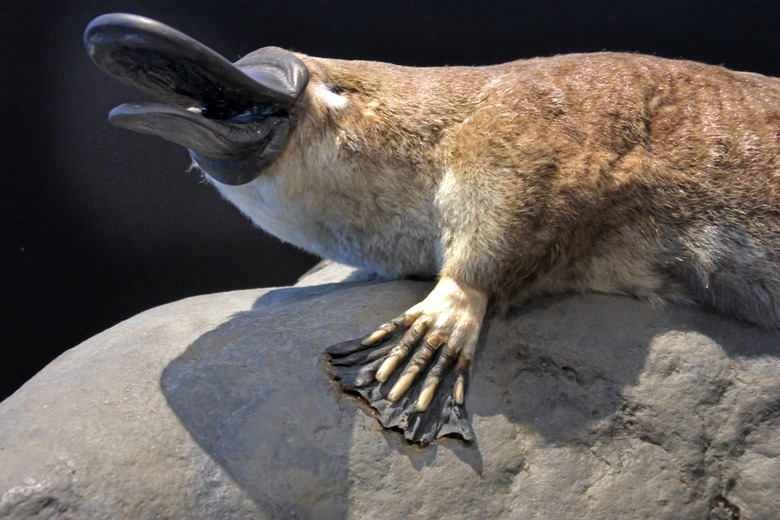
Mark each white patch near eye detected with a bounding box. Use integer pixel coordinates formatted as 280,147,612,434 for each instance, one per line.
314,83,349,111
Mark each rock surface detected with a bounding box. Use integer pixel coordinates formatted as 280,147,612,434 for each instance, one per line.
1,261,779,519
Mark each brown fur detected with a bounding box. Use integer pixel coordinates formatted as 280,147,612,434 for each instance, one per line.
240,52,780,327
90,13,780,415
205,51,780,411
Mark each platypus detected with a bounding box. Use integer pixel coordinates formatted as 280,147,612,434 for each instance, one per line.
85,13,780,444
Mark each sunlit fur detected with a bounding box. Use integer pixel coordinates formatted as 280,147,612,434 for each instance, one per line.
202,51,780,330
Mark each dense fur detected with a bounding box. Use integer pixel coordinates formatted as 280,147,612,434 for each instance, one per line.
210,51,780,328
89,13,780,424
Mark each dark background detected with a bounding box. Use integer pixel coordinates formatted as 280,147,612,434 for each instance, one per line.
2,1,778,401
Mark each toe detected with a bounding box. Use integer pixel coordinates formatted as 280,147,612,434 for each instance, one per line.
415,339,456,411
375,319,428,382
453,355,471,405
361,314,412,346
387,333,442,402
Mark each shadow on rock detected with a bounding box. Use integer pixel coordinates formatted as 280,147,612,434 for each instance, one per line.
161,280,780,518
160,280,431,518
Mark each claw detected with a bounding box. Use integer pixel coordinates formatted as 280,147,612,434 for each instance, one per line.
414,341,455,411
387,336,439,401
387,370,419,401
360,315,407,346
453,357,471,405
375,349,405,382
375,320,428,382
415,381,437,412
361,328,392,346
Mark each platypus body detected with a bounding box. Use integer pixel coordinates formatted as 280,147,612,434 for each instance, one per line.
85,14,780,443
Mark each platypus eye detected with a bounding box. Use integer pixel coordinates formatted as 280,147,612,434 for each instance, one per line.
315,83,350,111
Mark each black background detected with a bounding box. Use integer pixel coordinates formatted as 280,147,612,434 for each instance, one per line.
2,1,778,401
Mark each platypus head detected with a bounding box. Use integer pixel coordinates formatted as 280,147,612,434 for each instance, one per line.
84,13,309,185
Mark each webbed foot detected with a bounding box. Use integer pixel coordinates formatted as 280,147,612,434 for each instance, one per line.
326,277,488,445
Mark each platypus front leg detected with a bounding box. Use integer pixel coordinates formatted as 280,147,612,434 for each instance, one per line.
364,277,488,412
327,277,487,445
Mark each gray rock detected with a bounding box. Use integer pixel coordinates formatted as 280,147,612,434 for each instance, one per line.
1,262,779,519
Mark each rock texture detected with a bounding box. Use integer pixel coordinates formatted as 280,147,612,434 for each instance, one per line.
1,262,779,519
